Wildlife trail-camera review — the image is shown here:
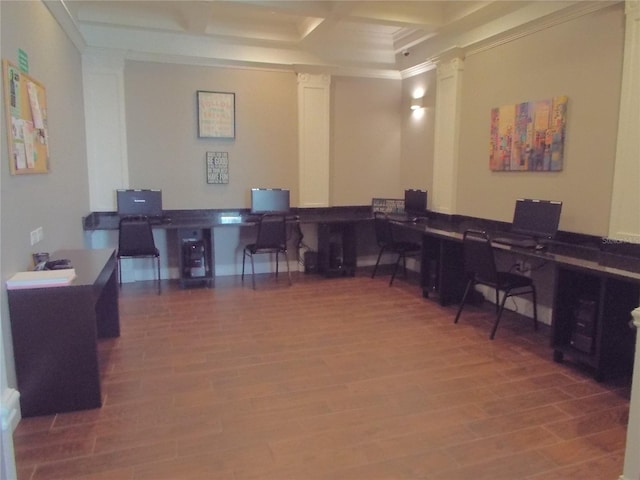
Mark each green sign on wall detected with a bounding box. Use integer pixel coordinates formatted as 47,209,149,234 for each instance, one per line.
18,49,28,73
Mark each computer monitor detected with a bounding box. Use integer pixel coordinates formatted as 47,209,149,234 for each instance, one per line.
510,198,563,240
404,189,427,217
250,188,290,214
116,189,163,217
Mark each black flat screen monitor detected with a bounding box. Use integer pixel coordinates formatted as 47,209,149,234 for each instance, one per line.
404,189,427,216
117,189,163,217
510,198,563,240
250,188,290,214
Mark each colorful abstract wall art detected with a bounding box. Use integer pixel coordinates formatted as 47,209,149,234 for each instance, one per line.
489,96,567,171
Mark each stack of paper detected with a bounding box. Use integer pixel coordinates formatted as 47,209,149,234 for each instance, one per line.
6,269,76,290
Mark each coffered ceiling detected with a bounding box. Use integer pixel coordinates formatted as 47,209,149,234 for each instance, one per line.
45,0,615,78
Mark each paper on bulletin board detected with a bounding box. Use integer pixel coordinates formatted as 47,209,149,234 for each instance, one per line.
2,60,50,174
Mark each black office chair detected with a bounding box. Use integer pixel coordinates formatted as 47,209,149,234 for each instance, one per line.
117,215,161,294
371,212,421,286
242,213,291,289
454,229,537,339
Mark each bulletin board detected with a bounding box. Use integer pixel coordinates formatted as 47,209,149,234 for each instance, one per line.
2,60,49,174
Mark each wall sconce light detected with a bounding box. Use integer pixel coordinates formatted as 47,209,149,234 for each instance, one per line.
410,97,423,110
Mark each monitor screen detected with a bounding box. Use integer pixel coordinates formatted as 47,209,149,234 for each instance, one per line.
250,188,290,214
116,189,163,217
510,198,562,239
404,189,427,216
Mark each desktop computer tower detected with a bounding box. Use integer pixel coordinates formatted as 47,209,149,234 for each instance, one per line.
182,239,206,278
569,298,597,354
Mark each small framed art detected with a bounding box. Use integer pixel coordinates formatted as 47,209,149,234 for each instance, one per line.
206,151,229,184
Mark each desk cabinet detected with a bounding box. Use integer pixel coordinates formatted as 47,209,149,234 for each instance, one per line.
552,266,638,381
7,249,119,417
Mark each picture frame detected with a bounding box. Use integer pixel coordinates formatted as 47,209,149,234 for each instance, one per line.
206,151,229,184
197,91,235,139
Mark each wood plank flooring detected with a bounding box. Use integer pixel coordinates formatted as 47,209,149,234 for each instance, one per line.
14,271,630,479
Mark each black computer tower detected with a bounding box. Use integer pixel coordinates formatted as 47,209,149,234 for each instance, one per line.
182,239,206,278
569,298,597,354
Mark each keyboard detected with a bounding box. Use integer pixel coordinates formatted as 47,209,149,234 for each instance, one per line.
491,233,538,249
148,215,172,225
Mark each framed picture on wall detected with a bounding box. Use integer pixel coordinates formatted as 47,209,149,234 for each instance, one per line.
206,151,229,184
197,91,235,139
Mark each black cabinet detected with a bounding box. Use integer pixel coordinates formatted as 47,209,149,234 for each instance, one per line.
177,228,214,288
7,249,119,417
552,266,638,381
317,222,357,277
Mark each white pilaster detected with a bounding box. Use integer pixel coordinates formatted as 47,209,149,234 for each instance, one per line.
622,307,640,480
609,1,640,242
432,56,464,215
297,73,331,207
82,48,129,212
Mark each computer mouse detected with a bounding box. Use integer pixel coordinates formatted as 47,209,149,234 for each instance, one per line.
534,244,546,251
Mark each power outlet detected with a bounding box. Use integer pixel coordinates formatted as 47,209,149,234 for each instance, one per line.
30,227,44,246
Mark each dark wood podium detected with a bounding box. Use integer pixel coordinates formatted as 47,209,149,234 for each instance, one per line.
7,249,119,417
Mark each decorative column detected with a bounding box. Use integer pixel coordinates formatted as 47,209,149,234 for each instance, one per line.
431,56,464,215
297,73,331,207
82,48,129,211
609,1,640,241
622,308,640,480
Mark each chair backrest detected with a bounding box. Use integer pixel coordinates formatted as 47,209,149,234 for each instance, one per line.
462,229,498,284
373,212,394,246
255,213,287,250
118,215,158,256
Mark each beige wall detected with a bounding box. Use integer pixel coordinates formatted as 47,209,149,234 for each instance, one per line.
331,76,403,205
125,62,299,210
1,0,90,386
125,65,415,209
401,70,437,208
457,3,624,236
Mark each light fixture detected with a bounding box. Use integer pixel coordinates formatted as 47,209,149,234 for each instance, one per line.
410,97,423,110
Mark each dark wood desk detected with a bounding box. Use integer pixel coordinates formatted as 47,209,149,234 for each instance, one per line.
7,248,119,417
83,207,373,283
397,219,640,381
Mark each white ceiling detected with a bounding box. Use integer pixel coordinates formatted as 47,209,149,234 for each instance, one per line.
47,0,615,78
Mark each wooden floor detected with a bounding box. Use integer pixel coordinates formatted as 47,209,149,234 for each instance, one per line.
14,270,630,480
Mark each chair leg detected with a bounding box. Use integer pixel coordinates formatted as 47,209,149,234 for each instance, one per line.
372,248,385,279
389,253,403,286
250,254,256,290
454,279,474,324
531,286,538,331
284,250,291,285
490,288,511,339
117,258,122,287
241,250,246,283
275,251,279,278
156,256,161,295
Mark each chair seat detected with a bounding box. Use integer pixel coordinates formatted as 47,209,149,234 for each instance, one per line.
387,241,421,253
119,247,159,257
482,271,533,290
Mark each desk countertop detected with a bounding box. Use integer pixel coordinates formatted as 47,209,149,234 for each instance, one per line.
397,219,640,282
83,206,374,231
83,207,640,282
